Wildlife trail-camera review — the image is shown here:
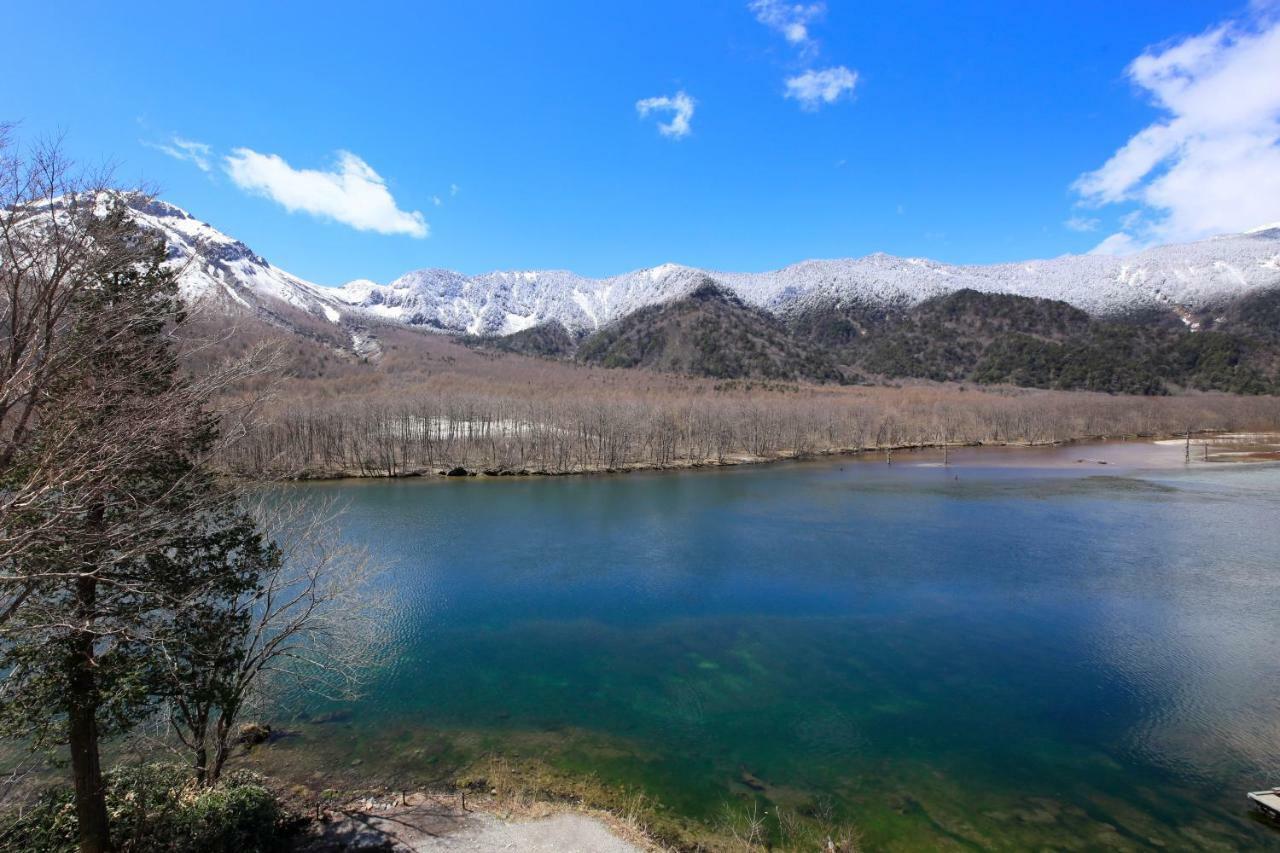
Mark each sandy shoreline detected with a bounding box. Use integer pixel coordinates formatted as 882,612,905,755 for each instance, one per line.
300,791,651,852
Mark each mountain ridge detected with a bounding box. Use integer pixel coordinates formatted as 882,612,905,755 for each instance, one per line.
123,196,1280,354
574,279,846,383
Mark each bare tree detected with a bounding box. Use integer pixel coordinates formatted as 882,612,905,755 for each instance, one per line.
0,131,276,853
161,493,385,786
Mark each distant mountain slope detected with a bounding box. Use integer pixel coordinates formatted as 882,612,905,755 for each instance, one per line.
123,196,1280,340
111,196,1280,394
787,288,1278,395
129,198,345,321
576,281,845,382
331,231,1280,335
1206,287,1280,344
461,321,578,358
467,286,1276,393
813,290,1094,383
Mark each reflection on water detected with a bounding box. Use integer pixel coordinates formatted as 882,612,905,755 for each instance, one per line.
264,443,1280,848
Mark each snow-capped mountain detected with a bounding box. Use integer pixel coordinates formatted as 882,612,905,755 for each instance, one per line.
327,265,708,336
326,232,1280,337
127,197,1280,343
128,198,347,324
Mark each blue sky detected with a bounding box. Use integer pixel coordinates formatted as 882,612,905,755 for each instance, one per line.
5,1,1279,284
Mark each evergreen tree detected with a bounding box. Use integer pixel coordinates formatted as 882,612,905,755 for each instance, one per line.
0,196,245,853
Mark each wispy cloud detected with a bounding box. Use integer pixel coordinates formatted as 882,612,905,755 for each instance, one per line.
749,2,858,110
749,0,825,53
636,91,696,139
146,136,212,172
1074,8,1280,253
224,148,428,238
1088,232,1140,255
784,66,858,110
1064,215,1100,232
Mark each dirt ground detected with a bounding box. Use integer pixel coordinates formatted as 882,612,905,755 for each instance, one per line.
300,792,648,852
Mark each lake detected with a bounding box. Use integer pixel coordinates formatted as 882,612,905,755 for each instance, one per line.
259,442,1280,849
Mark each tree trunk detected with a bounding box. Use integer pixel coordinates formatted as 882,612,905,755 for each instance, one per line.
183,703,211,787
193,744,208,787
209,713,234,786
68,576,111,853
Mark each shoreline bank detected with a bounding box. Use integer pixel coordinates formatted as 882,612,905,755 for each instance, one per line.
254,429,1280,482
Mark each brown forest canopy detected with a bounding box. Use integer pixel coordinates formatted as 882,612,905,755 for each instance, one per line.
223,338,1280,476
185,279,1280,478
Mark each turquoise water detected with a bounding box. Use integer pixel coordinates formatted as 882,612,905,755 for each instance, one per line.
271,445,1280,849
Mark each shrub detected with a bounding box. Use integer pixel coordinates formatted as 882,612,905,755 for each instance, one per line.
0,764,295,853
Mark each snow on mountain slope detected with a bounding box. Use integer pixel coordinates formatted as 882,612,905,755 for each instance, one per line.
334,230,1280,335
126,197,348,324
125,197,1280,340
718,231,1280,318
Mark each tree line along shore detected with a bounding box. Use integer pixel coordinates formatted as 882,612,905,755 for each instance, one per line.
224,385,1280,479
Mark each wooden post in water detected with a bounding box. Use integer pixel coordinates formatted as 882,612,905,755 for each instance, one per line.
1185,428,1191,463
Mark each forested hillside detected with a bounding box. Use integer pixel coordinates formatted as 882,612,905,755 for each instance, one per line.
808,289,1280,395
465,286,1280,395
574,281,846,382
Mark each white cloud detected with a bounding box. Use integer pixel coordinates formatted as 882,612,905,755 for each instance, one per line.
1075,10,1280,252
636,91,696,139
432,195,443,206
784,66,858,110
224,148,428,238
749,0,825,51
1064,215,1100,232
450,183,460,196
1088,232,1141,256
146,136,212,172
750,1,860,108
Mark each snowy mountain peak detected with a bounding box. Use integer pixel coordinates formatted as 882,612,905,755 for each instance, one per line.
117,196,1280,344
119,196,348,324
646,262,687,281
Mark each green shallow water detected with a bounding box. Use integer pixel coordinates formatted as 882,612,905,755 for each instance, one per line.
262,444,1280,849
